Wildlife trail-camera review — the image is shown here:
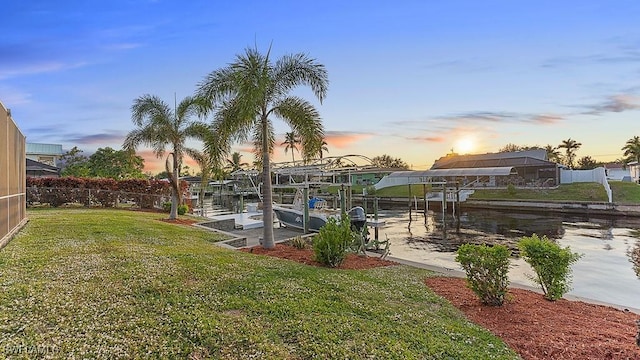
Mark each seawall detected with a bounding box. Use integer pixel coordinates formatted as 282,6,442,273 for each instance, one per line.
350,196,640,217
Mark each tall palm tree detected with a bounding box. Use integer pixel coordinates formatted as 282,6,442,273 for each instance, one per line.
226,152,249,172
123,94,209,219
622,136,640,164
281,131,300,163
558,138,582,169
197,47,328,249
544,144,561,163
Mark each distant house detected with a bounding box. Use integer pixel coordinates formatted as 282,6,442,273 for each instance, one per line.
603,162,631,181
26,143,64,167
375,150,561,190
26,158,60,178
430,149,560,187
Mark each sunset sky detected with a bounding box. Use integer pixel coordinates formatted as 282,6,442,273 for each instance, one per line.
3,1,640,173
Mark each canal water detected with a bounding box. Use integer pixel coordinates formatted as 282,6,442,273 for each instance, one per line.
374,209,640,310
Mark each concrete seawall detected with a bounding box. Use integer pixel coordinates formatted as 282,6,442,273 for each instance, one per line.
351,196,640,217
463,199,640,217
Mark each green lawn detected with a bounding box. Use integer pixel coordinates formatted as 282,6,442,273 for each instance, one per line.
609,181,640,203
0,209,518,359
469,183,610,202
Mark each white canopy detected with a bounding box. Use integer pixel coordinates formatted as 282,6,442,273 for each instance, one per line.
374,167,517,189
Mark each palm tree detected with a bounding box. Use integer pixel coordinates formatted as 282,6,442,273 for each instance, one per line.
226,152,248,172
123,94,209,219
281,131,300,163
558,138,582,169
622,136,640,164
304,137,329,162
197,47,328,249
318,139,329,159
544,144,561,163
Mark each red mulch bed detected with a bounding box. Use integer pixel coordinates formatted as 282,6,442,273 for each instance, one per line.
424,277,640,360
240,243,396,270
243,243,640,360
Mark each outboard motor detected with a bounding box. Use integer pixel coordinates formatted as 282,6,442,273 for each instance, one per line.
348,206,367,232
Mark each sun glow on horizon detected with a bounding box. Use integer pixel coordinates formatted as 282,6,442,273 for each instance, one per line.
455,137,476,154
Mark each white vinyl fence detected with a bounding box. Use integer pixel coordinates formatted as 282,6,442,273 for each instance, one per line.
560,167,612,202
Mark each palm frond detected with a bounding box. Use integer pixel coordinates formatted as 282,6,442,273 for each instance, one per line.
272,53,328,103
272,96,324,160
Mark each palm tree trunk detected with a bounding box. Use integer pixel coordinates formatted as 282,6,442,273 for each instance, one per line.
170,155,179,220
261,117,275,249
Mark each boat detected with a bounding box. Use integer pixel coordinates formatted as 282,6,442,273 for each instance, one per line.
272,190,366,232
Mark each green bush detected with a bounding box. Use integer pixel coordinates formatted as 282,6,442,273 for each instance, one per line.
507,183,517,195
455,244,511,306
518,234,582,301
313,215,355,267
162,202,172,212
290,235,308,249
177,204,188,215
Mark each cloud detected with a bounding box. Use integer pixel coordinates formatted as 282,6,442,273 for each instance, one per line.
422,58,494,73
434,111,564,126
0,86,32,106
67,131,126,145
583,94,640,115
542,51,640,69
0,61,88,80
405,135,447,143
324,131,372,148
101,42,143,51
527,114,564,124
25,125,65,137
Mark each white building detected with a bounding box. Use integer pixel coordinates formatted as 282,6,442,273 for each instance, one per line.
603,162,631,181
628,162,640,183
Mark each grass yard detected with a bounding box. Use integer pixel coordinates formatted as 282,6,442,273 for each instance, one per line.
0,209,518,359
609,181,640,203
469,183,610,202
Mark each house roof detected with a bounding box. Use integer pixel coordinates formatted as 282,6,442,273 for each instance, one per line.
387,167,518,179
603,162,625,169
26,158,60,175
431,150,556,169
26,143,64,156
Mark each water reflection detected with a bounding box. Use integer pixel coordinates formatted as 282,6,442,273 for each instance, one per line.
398,209,570,253
629,241,640,278
379,208,640,309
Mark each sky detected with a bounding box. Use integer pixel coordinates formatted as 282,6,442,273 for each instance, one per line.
3,0,640,173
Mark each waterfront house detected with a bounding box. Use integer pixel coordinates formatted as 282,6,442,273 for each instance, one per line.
26,143,64,167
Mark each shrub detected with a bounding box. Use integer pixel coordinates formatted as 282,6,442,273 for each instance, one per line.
455,244,511,306
313,215,356,267
518,234,582,301
177,204,188,215
162,202,172,212
507,183,517,196
290,236,307,249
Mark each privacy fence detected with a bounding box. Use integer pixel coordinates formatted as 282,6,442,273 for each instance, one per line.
0,101,26,249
